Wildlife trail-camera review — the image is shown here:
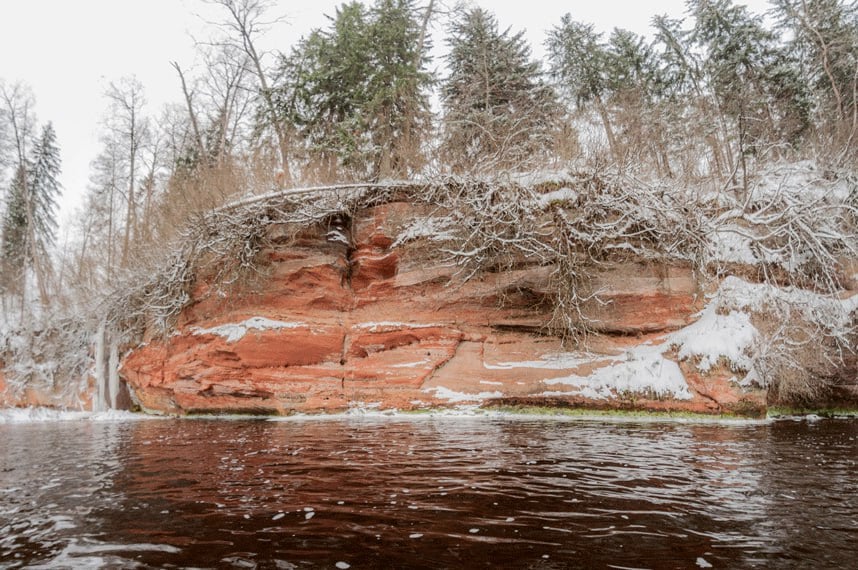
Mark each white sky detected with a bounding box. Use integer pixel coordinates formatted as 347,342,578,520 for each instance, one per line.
0,0,772,228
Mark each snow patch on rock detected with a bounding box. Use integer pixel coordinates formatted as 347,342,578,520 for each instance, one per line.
543,347,693,400
192,317,307,343
668,303,757,373
423,386,503,403
391,216,456,248
485,352,613,370
354,322,440,332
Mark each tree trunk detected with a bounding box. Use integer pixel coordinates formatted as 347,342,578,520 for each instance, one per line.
595,96,619,162
20,166,50,306
399,0,434,177
243,30,292,185
121,113,137,268
172,62,206,161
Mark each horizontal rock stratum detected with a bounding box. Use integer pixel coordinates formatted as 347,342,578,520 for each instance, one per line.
121,199,770,416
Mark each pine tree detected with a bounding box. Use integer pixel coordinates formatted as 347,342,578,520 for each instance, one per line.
1,164,29,273
364,0,434,178
772,0,857,154
277,2,374,179
28,122,61,250
650,11,739,176
546,16,618,158
606,28,676,171
644,4,810,177
0,123,61,301
692,0,807,152
441,7,557,173
274,0,434,180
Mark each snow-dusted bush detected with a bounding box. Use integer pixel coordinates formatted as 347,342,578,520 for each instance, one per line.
709,161,858,293
105,183,402,335
0,315,92,407
717,276,858,405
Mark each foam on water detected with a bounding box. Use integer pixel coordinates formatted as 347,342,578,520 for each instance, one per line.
0,405,776,425
0,407,158,423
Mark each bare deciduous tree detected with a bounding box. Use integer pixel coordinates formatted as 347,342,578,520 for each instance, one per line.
203,0,293,184
104,76,150,268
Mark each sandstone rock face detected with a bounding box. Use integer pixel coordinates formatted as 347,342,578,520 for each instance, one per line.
121,202,765,416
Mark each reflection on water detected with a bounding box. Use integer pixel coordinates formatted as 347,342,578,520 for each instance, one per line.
1,416,857,568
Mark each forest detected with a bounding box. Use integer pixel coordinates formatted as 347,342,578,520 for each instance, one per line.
0,0,856,405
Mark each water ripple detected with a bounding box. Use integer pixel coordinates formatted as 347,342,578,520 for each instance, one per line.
2,417,858,568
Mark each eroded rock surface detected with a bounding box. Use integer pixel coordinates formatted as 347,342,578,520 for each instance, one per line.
121,202,766,416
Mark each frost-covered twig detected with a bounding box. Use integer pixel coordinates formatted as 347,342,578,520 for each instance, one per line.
710,162,858,292
718,276,858,404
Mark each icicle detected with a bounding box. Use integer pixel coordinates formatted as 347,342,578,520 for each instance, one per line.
108,335,120,410
94,320,107,412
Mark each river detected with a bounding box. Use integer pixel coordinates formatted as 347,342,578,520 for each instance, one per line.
1,413,857,569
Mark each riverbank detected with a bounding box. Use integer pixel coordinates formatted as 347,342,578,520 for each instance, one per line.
6,403,858,425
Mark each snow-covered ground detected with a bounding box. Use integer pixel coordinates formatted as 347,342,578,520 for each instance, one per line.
669,302,757,373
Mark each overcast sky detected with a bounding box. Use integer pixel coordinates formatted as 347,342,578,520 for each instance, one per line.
0,0,772,228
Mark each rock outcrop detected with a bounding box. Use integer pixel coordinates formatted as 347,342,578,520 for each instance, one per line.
121,201,768,416
2,167,854,416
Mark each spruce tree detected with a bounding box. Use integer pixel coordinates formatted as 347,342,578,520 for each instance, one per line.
605,29,675,171
772,0,857,151
1,164,29,272
365,0,434,178
28,122,61,250
690,0,809,156
546,16,617,157
274,0,433,180
440,7,557,173
0,122,61,300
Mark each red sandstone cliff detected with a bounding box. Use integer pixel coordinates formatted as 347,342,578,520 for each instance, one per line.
121,201,767,416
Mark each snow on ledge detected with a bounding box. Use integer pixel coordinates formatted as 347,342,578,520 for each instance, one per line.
543,347,693,400
391,359,431,368
191,317,307,343
391,217,456,248
668,303,757,373
423,386,504,403
534,187,577,209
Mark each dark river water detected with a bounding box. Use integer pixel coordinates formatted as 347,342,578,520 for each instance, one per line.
1,413,857,569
